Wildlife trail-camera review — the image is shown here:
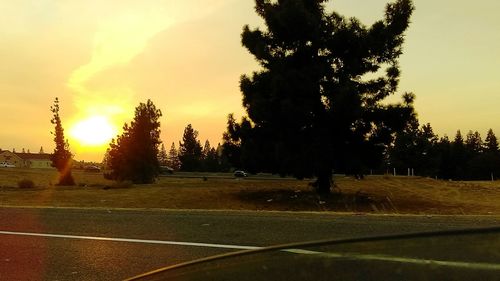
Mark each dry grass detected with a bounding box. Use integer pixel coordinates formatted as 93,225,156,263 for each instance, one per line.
1,168,500,215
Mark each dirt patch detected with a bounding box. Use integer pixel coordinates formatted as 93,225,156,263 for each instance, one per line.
236,189,381,212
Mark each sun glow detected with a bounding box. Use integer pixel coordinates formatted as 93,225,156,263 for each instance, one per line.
61,1,228,160
70,116,118,146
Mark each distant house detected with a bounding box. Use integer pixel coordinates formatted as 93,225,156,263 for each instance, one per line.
0,150,24,167
0,149,53,169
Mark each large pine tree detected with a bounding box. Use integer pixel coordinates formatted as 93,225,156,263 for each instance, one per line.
107,100,162,183
225,0,415,194
484,129,499,153
178,124,203,171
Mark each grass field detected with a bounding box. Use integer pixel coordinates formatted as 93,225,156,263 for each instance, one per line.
1,168,500,215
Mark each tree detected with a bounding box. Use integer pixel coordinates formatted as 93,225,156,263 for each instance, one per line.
201,140,218,172
465,130,483,155
167,142,181,170
462,130,482,179
39,146,44,154
202,140,211,159
416,123,439,176
225,0,415,194
436,135,454,179
50,97,75,186
451,130,467,180
222,114,243,170
484,129,499,153
102,148,111,170
178,124,203,171
470,129,500,180
389,121,439,177
158,143,168,166
216,142,231,172
484,129,500,180
388,117,420,174
107,100,162,183
201,141,220,172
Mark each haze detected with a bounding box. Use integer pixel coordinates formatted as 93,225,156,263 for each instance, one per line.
1,0,499,161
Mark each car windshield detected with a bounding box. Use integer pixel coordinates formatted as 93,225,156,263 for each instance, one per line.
127,227,500,281
1,1,500,281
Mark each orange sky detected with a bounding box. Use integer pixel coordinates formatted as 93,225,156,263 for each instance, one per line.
1,0,500,161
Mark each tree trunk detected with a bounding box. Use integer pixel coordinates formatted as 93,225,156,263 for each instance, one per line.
315,170,332,196
57,169,75,186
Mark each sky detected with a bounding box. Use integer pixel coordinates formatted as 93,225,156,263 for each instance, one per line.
1,0,499,161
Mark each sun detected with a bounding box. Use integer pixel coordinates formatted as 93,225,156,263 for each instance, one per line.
70,116,117,146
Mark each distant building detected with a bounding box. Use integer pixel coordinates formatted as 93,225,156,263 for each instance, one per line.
0,150,23,167
0,149,53,169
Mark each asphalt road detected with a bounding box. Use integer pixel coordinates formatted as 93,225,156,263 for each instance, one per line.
1,207,499,281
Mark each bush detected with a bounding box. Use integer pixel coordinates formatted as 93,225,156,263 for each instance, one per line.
18,179,35,189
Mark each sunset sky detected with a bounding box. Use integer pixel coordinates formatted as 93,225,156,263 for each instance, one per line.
1,0,499,161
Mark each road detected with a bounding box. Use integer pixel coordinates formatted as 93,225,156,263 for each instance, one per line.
1,207,499,280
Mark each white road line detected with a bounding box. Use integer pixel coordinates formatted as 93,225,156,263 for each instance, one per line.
0,230,260,250
2,230,499,271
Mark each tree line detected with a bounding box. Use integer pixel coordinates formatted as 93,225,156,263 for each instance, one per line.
100,101,230,183
157,124,231,173
389,119,500,180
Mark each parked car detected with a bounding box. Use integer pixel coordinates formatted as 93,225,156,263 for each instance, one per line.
0,162,15,168
234,170,247,177
159,166,174,174
84,165,101,172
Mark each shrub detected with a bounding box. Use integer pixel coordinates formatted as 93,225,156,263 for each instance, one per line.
18,179,35,189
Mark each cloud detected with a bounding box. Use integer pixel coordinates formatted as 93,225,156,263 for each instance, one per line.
67,7,175,117
67,0,228,118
